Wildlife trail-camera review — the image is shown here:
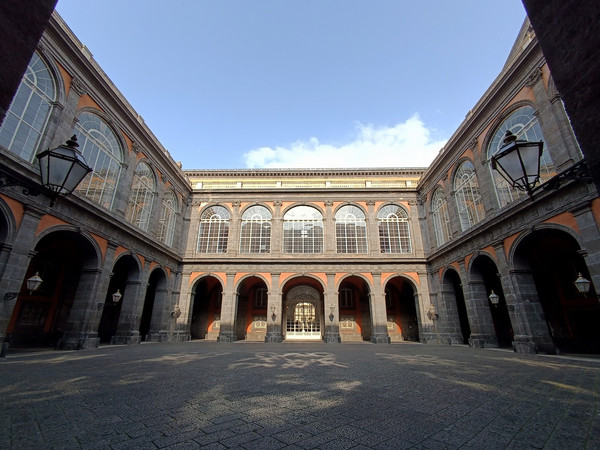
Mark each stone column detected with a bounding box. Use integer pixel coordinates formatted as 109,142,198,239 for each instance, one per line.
323,273,340,343
266,273,282,342
572,203,600,292
0,206,43,350
174,269,192,341
416,270,436,343
148,287,168,342
271,201,283,255
60,240,119,350
458,260,497,348
494,241,552,354
370,273,390,343
228,202,241,256
112,275,144,345
218,273,237,342
324,201,335,255
366,201,380,255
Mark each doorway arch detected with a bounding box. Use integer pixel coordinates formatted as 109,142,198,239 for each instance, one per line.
384,276,420,342
282,276,324,341
190,275,223,340
236,276,269,341
139,268,168,342
338,276,372,341
512,228,600,353
441,268,471,344
7,230,99,348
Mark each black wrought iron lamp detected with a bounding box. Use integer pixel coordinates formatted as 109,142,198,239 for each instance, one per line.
491,130,544,197
36,135,92,206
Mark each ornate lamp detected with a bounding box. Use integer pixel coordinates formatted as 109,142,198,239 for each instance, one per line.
36,135,92,205
112,289,122,304
488,290,500,305
26,272,43,294
491,130,543,196
574,273,591,295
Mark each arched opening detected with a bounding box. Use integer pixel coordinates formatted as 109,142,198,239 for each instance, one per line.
338,276,371,341
385,276,419,342
98,255,138,344
471,255,513,348
282,277,324,341
6,230,98,348
442,269,471,344
139,269,167,342
190,276,223,340
513,229,600,353
236,276,268,341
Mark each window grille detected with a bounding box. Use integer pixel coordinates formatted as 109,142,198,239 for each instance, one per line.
283,206,324,253
377,204,412,253
335,205,368,253
454,161,485,231
240,206,272,253
197,205,230,253
126,162,155,231
431,188,451,246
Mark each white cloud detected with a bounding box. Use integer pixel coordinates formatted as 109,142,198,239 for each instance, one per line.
243,114,447,169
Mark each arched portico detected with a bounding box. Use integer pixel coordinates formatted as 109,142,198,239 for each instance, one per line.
236,276,269,341
512,228,600,354
384,276,420,342
6,229,99,349
140,268,168,342
337,275,372,342
281,276,325,341
189,275,223,340
441,268,471,344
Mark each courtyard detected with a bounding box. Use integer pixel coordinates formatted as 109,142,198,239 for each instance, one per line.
0,342,598,449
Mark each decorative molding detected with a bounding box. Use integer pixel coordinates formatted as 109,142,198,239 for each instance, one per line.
70,77,87,96
525,67,543,87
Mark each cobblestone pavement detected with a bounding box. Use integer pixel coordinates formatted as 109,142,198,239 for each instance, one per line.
0,342,599,449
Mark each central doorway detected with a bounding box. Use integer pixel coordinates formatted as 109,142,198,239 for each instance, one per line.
284,286,322,340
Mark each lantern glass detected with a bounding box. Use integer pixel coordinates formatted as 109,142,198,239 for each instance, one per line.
26,272,43,293
574,273,591,294
488,290,500,305
112,289,122,304
491,131,543,194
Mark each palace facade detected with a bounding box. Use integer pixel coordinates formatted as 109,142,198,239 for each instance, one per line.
0,13,598,354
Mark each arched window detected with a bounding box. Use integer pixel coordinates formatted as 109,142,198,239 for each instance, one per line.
197,205,230,253
487,106,555,208
283,206,323,254
431,188,451,246
0,52,56,162
158,190,178,247
126,162,155,231
74,112,123,209
454,161,485,231
240,205,271,253
335,205,368,253
377,204,412,253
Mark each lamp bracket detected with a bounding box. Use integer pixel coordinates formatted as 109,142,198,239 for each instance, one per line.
541,160,592,192
0,174,41,197
3,292,18,301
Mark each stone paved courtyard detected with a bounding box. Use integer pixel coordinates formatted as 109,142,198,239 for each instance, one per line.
0,341,599,449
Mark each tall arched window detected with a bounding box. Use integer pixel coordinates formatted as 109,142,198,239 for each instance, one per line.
335,205,368,253
0,52,56,162
240,205,271,253
74,112,123,209
126,162,155,231
197,205,230,253
431,188,451,246
454,161,485,231
283,206,323,254
377,204,412,253
158,190,178,247
487,105,555,207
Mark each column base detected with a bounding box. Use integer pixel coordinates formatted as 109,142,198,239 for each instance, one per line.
58,332,100,350
371,333,391,344
265,332,282,343
324,332,341,343
111,333,141,345
468,333,498,348
217,332,237,342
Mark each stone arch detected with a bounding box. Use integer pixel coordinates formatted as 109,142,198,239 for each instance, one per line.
235,275,269,341
189,274,224,340
281,275,325,341
511,227,600,353
440,267,470,345
139,266,168,342
470,253,513,348
6,229,99,348
383,275,420,342
337,274,372,342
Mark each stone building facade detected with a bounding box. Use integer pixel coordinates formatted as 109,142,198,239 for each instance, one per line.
0,13,598,354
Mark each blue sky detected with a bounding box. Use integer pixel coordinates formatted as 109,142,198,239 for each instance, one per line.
55,1,527,169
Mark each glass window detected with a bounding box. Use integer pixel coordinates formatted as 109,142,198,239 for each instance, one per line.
125,162,155,231
240,205,271,253
377,204,412,253
335,205,368,254
158,190,178,247
340,288,354,308
431,188,451,246
74,112,123,209
0,52,56,162
454,161,485,231
487,105,555,207
197,205,230,253
283,206,324,254
254,288,268,308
